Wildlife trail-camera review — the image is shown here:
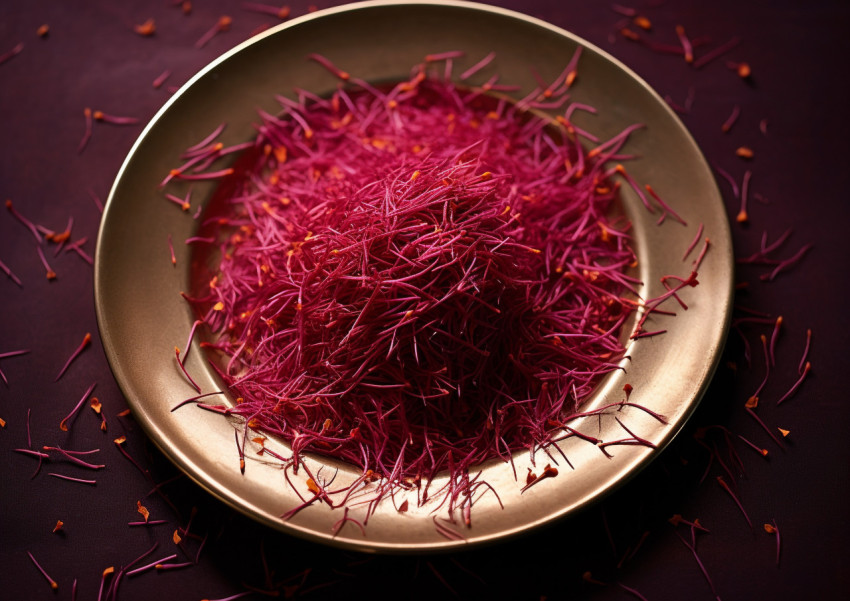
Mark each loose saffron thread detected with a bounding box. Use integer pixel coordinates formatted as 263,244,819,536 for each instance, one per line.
776,361,811,405
721,105,740,133
27,551,58,590
78,107,93,153
716,476,753,529
59,382,97,431
241,3,292,20
0,257,23,287
49,473,97,485
195,15,232,49
5,199,42,242
55,332,92,381
152,69,171,89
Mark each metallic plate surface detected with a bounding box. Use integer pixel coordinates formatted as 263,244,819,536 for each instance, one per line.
95,0,733,553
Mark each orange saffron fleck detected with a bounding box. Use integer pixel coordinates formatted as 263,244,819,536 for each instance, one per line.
182,1,192,15
37,24,50,37
213,301,224,311
634,15,652,30
736,146,754,159
566,69,577,87
53,520,64,533
90,397,102,414
778,428,790,438
479,171,492,180
218,15,232,30
0,417,5,428
399,499,409,512
173,529,182,544
737,62,752,78
117,409,131,417
137,501,150,522
277,6,291,19
736,210,748,223
745,395,759,408
306,478,320,495
273,146,287,163
620,27,640,41
764,523,777,534
114,435,127,445
668,514,683,526
134,18,156,37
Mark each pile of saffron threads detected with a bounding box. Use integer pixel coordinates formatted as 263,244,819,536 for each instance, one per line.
174,54,664,514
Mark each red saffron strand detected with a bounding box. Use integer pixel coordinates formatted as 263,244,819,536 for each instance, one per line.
736,169,752,223
721,105,740,133
776,361,811,406
55,332,92,381
5,199,43,243
48,473,97,485
27,551,58,590
716,476,753,530
798,328,812,374
195,15,232,49
692,36,742,69
59,382,97,431
0,257,23,287
241,2,291,19
764,520,781,565
78,107,93,153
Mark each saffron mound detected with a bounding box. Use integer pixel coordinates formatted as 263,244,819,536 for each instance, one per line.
188,68,641,490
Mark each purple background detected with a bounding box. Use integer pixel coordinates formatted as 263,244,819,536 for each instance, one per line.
2,1,849,599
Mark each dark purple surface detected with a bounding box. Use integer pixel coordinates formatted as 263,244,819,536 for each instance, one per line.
2,1,849,599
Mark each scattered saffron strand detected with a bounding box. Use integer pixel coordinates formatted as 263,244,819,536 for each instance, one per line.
78,107,93,153
5,199,42,243
693,36,742,69
737,170,751,223
761,243,813,282
675,25,694,63
87,188,104,212
744,406,784,449
776,361,811,405
768,316,783,366
0,42,23,65
152,69,171,89
673,530,719,600
0,257,23,287
241,2,292,19
48,473,97,485
55,332,92,381
58,382,96,432
798,329,812,374
617,582,650,601
27,551,58,590
126,554,178,577
195,15,232,49
721,105,740,133
716,476,753,530
35,245,57,280
92,110,140,125
764,520,781,565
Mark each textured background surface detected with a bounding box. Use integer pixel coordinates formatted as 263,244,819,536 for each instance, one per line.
1,1,849,599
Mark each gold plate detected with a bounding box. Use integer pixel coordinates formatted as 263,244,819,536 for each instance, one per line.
95,0,733,553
